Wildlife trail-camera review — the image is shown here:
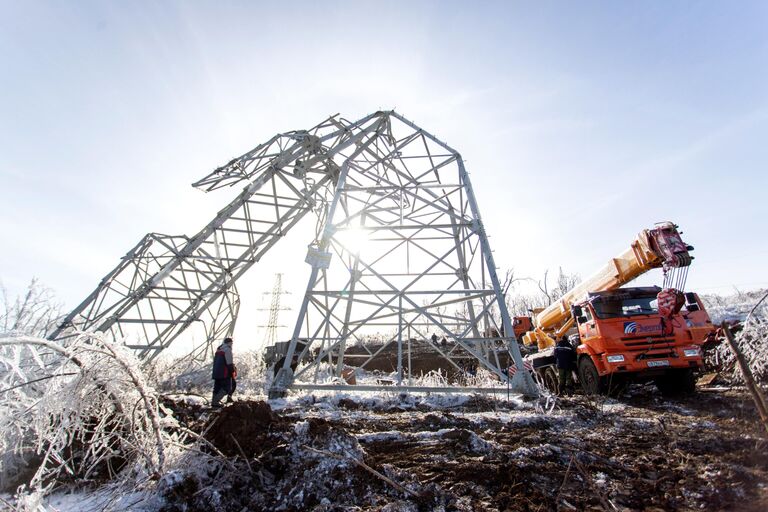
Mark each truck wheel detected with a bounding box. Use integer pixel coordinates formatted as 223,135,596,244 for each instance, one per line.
578,357,603,395
540,367,558,394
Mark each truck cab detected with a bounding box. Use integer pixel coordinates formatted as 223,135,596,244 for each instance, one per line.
571,286,713,394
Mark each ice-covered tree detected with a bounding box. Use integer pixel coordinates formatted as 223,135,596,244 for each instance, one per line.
1,278,62,337
0,332,175,502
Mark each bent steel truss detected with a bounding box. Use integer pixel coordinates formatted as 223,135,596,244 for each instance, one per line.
49,111,537,395
268,112,536,395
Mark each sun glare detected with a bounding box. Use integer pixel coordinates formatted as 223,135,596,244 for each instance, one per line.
333,226,371,254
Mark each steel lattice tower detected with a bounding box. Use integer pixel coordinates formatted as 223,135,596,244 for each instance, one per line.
258,273,289,348
48,111,537,396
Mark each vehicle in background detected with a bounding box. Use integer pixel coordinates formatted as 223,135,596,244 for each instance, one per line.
515,222,715,395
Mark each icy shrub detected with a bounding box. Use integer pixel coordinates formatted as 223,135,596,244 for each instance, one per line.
0,333,177,500
701,289,768,324
148,347,268,399
714,294,768,384
0,279,62,338
415,368,450,388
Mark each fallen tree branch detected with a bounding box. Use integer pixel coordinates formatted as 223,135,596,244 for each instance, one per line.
231,434,253,473
722,324,768,434
98,340,166,475
302,444,419,498
554,454,575,504
746,290,768,329
0,334,174,496
0,372,77,394
572,456,617,511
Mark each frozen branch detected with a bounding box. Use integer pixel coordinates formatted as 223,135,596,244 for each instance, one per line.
0,332,179,500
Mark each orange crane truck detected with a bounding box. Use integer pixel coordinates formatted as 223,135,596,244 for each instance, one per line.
518,222,715,395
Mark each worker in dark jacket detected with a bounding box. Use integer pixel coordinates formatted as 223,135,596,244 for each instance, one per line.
554,336,576,396
211,337,236,408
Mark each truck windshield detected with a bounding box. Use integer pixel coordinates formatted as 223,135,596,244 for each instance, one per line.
591,296,658,319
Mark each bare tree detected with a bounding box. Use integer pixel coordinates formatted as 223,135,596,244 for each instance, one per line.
551,267,581,302
537,269,552,306
504,268,581,318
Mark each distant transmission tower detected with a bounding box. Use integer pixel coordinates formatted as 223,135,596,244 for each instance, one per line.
258,273,290,347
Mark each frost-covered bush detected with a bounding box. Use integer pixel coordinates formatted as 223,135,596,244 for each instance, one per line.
416,368,450,388
235,349,269,394
147,354,212,395
149,347,269,401
0,279,62,338
714,293,768,385
0,333,176,502
701,288,768,324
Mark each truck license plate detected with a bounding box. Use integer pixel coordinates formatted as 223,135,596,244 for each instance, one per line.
647,360,670,367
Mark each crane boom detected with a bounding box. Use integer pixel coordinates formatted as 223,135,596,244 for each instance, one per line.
522,222,693,349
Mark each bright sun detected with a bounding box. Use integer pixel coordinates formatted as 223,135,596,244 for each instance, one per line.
333,226,371,254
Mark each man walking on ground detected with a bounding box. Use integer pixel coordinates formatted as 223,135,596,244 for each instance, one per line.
211,337,236,408
554,336,576,396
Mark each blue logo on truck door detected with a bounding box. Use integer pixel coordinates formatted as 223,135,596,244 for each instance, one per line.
623,321,662,335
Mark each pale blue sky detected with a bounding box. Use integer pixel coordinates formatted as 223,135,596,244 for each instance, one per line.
1,1,767,343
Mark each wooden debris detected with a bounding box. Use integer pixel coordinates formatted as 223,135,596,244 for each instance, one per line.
697,372,720,387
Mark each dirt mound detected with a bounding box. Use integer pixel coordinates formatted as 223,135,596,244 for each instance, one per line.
337,397,361,410
161,401,398,511
459,394,502,411
204,401,282,457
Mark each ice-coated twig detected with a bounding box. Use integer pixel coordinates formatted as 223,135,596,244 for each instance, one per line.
0,332,182,501
96,337,166,475
746,290,768,329
572,456,617,511
302,444,419,498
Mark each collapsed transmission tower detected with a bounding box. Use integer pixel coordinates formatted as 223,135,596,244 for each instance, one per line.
48,111,537,396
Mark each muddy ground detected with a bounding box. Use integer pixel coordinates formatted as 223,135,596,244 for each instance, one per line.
160,387,768,512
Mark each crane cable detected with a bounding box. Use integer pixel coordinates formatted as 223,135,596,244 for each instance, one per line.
662,264,689,292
